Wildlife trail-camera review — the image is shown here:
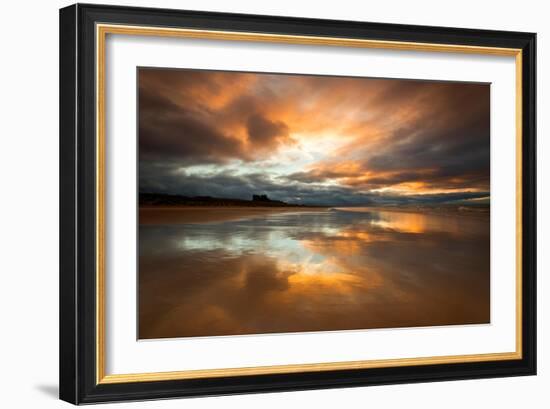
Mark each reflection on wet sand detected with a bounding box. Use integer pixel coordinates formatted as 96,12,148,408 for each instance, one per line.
139,208,490,339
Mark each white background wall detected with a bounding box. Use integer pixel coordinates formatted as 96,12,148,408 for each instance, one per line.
0,0,546,407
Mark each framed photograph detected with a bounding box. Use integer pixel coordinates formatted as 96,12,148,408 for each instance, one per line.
59,3,536,404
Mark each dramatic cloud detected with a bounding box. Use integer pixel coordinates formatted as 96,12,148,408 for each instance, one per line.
246,113,291,150
139,68,490,205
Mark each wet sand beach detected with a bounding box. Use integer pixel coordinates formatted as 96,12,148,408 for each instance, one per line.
139,206,490,339
139,206,330,225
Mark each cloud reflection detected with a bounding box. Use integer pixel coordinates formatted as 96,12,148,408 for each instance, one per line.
139,209,489,339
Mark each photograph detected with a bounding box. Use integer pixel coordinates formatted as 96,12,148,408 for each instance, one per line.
138,68,491,339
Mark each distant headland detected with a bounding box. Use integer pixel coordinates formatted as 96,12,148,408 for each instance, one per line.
139,193,326,208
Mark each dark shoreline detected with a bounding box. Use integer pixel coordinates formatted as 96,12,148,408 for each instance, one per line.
139,192,326,208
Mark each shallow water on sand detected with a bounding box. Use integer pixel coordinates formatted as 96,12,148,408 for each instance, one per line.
138,208,490,339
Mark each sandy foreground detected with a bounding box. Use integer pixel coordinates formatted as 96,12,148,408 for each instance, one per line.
139,206,329,225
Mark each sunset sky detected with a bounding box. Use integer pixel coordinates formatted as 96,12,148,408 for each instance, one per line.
138,68,490,206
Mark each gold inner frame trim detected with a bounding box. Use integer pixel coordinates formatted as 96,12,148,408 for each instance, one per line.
95,23,523,385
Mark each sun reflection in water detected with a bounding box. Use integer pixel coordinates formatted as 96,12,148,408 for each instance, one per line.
139,208,490,339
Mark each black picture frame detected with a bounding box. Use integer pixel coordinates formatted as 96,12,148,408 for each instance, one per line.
60,3,536,404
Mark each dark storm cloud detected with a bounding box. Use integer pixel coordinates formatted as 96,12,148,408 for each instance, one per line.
246,113,290,148
140,161,488,206
138,68,293,164
139,87,245,164
362,82,490,190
